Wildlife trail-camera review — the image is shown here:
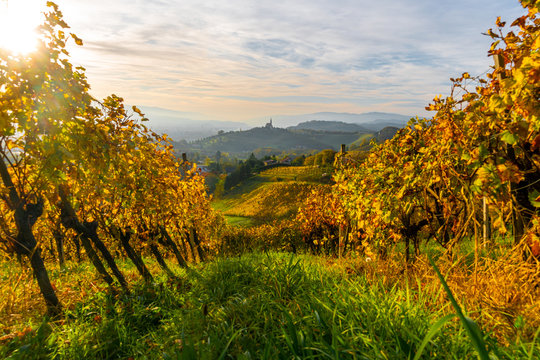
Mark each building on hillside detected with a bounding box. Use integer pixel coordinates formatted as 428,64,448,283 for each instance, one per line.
265,118,273,129
280,157,292,165
196,165,211,175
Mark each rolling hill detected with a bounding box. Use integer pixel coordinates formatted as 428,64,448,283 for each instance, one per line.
143,108,410,142
175,125,366,158
287,120,369,132
267,111,411,128
172,117,404,158
213,166,330,226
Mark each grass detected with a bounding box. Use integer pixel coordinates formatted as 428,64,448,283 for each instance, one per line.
428,255,490,360
222,215,255,227
213,166,329,225
390,233,516,264
259,166,330,183
1,252,538,359
218,181,320,221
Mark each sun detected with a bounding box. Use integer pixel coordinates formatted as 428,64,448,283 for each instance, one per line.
0,0,45,54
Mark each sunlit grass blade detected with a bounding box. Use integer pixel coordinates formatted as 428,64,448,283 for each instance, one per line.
413,313,456,360
217,328,243,360
528,326,540,360
428,255,490,360
282,311,301,358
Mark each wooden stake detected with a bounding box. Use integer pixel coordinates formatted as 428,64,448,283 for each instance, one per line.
482,196,491,247
493,54,505,81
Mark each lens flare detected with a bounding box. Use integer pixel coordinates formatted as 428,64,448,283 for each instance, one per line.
0,0,44,54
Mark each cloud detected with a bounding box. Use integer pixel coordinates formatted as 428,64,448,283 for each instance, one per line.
51,0,525,122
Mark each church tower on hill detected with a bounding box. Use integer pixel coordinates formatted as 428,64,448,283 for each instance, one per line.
265,118,273,129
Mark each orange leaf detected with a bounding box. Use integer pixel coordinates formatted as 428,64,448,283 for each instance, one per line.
531,240,540,257
532,134,540,151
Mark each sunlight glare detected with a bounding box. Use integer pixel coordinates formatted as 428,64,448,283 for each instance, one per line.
0,0,45,54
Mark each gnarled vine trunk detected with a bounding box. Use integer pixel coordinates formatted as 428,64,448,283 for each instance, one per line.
159,225,187,268
149,243,175,278
58,186,128,292
0,160,61,316
115,227,154,283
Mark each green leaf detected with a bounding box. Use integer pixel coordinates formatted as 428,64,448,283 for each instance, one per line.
501,131,517,145
57,171,67,181
478,145,489,160
217,328,242,360
528,190,540,208
514,315,525,330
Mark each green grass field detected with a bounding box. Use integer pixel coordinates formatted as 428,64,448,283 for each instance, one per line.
213,166,329,226
2,252,537,359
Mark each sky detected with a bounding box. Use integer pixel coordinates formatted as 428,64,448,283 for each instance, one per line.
2,0,527,124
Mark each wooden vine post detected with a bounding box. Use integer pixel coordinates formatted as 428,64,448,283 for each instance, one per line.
338,144,347,258
482,197,491,247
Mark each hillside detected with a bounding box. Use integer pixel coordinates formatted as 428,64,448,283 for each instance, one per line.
287,120,369,132
376,126,401,142
177,125,366,158
268,112,411,128
348,126,401,150
147,111,411,142
219,182,321,221
213,166,329,226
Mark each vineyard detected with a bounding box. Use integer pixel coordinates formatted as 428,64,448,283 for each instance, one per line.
0,3,223,315
294,0,540,346
214,166,329,225
1,1,540,359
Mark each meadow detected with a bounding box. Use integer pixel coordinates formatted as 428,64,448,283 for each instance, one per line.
2,251,538,359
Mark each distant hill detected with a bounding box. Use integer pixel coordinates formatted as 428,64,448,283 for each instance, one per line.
175,124,364,158
287,120,369,132
348,126,401,150
376,126,400,142
171,115,406,158
140,107,411,141
361,120,411,132
140,106,248,141
266,112,411,129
